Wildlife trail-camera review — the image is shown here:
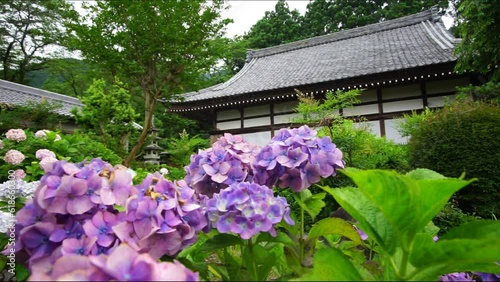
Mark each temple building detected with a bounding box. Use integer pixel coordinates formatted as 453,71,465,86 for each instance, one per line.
171,8,481,145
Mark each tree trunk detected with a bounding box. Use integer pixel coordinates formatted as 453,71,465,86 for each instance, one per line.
123,92,156,167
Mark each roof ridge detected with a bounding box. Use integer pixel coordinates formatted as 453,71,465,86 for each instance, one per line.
0,79,83,105
247,9,434,59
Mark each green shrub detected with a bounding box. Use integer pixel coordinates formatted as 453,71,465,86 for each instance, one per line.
0,129,121,183
433,200,480,236
408,101,500,218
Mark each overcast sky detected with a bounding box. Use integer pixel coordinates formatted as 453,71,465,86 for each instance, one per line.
69,0,452,39
221,0,310,38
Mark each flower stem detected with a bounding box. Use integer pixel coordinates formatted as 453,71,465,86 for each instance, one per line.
247,238,259,281
300,205,305,265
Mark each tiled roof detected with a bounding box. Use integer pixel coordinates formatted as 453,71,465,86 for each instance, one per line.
175,8,458,103
0,79,83,116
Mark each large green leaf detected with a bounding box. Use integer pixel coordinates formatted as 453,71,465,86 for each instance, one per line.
406,168,446,180
341,169,473,250
199,233,243,253
324,186,397,254
308,217,363,246
299,248,363,281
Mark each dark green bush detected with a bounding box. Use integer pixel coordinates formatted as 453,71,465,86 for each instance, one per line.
408,101,500,218
433,200,480,236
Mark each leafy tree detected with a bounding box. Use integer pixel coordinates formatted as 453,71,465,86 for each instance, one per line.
0,0,78,83
41,58,98,98
71,79,139,159
244,0,305,49
454,0,500,81
68,0,231,166
302,0,450,37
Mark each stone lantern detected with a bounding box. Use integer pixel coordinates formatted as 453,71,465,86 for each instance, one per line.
143,117,163,165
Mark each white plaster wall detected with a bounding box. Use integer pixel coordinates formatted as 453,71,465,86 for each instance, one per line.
343,104,379,117
274,113,300,124
244,104,270,117
240,131,272,147
244,116,271,127
216,120,241,130
383,99,423,113
354,120,381,137
274,101,298,113
217,109,240,121
384,119,408,144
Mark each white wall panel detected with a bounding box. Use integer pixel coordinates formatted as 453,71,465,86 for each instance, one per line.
383,99,423,113
384,119,408,144
382,84,421,100
274,101,298,113
343,104,379,117
216,109,240,121
274,113,299,124
244,105,270,117
354,120,381,137
244,117,270,128
240,132,272,147
216,120,241,130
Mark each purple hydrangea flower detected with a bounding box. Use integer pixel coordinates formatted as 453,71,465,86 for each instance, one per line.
252,125,344,192
185,133,259,197
439,272,474,281
206,182,294,239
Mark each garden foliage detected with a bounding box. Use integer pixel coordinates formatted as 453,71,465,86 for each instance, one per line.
407,100,500,218
1,125,499,281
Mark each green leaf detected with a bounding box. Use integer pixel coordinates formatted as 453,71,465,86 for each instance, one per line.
15,263,30,282
224,248,243,281
199,233,243,253
326,187,397,254
341,169,473,251
293,191,326,221
299,248,363,281
255,231,294,245
406,168,447,180
308,217,363,246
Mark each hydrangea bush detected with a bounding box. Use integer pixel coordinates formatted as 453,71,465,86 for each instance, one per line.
1,125,499,281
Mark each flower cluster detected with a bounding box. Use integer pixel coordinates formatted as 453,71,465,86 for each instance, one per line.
35,129,61,141
9,159,132,268
28,243,198,281
6,158,206,279
205,182,294,239
6,128,27,142
115,173,207,259
35,149,58,171
0,180,39,200
185,133,260,197
4,149,25,165
252,125,344,192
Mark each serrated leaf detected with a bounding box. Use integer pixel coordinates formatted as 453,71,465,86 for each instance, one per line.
341,169,473,251
15,263,29,282
224,248,243,281
255,231,294,245
406,169,447,180
299,248,363,281
308,217,363,246
326,187,397,254
293,192,326,221
199,233,243,253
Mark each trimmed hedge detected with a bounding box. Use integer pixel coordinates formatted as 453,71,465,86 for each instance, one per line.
408,101,500,218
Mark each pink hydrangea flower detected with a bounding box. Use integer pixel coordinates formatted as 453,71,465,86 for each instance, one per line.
5,129,26,142
14,169,26,180
4,149,25,165
0,140,3,149
36,149,56,160
39,157,58,172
